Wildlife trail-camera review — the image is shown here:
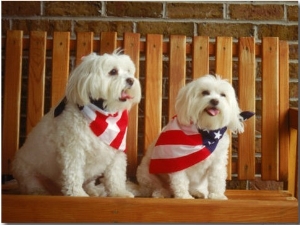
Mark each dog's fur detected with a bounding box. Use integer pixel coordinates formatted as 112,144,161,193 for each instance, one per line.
136,75,245,199
12,51,141,197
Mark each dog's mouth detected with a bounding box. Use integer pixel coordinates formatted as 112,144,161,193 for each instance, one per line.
205,107,220,116
119,89,133,102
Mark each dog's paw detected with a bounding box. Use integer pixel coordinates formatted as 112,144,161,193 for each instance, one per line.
189,190,207,199
152,188,171,198
110,190,134,198
208,193,228,200
174,193,194,199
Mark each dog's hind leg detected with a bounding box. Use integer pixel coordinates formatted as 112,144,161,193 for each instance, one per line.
13,159,50,195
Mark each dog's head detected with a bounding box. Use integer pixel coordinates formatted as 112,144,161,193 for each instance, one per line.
66,51,141,113
175,75,244,133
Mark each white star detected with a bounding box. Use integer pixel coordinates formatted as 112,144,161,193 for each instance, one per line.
214,130,222,139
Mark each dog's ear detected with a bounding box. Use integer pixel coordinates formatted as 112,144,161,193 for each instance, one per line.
227,96,245,134
175,83,198,126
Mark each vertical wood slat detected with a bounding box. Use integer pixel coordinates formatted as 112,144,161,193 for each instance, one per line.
123,32,141,177
144,34,163,152
278,41,290,181
76,32,94,66
168,35,186,119
261,37,279,180
2,30,23,175
51,32,70,107
215,37,233,179
100,32,117,55
192,36,209,79
26,31,47,135
237,37,256,180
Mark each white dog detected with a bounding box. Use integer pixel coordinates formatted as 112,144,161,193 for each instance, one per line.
12,51,141,197
136,75,253,199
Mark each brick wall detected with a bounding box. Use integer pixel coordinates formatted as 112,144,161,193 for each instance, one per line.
2,1,298,106
2,1,298,190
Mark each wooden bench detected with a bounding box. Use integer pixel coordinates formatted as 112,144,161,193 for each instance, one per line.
2,30,298,223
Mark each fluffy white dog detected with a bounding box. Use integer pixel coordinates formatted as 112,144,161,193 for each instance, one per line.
12,51,141,197
136,75,253,199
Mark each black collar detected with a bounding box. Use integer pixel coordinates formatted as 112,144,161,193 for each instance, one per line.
54,97,106,117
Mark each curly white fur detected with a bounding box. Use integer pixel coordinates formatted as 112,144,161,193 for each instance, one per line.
12,51,141,197
136,75,245,199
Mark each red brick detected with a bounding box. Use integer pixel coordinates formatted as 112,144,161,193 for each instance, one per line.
290,82,298,99
44,2,102,16
167,3,223,19
2,1,40,16
106,2,162,18
12,20,72,36
197,23,254,39
137,22,194,37
74,21,133,37
257,25,298,41
287,5,298,21
229,4,284,20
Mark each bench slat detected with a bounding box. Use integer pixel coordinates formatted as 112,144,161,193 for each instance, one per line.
2,30,23,175
168,35,186,119
100,32,117,54
26,31,47,134
215,37,233,179
123,32,141,177
192,36,209,78
2,195,298,223
279,41,290,181
237,37,256,180
261,37,279,180
51,32,70,107
76,32,93,66
144,34,163,152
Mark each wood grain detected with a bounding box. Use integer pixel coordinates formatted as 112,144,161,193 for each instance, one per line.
2,30,23,175
237,37,256,180
76,32,93,66
2,194,298,223
261,37,279,180
26,31,46,134
192,36,209,79
278,41,290,181
215,37,233,179
51,32,70,107
144,34,163,152
100,32,117,54
168,35,186,119
123,32,141,177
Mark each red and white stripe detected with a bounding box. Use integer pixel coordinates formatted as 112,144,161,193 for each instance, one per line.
149,117,210,174
81,104,128,151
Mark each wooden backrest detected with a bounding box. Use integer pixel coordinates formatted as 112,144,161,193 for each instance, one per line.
2,30,292,185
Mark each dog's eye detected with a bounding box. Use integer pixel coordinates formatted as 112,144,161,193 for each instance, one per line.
109,69,118,76
221,93,226,97
202,90,210,96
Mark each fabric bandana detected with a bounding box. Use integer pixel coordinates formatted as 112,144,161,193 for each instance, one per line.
149,111,254,174
80,104,128,151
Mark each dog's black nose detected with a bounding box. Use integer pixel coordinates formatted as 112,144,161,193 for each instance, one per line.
126,78,134,86
210,99,219,106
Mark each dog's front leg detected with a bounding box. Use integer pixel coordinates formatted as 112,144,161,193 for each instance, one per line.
169,171,194,199
207,162,228,200
58,150,88,197
104,151,134,198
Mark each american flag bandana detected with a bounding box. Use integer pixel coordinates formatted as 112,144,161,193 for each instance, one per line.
149,111,254,174
80,104,128,151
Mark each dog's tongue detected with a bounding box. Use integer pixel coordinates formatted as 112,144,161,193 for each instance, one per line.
120,90,132,101
206,108,219,116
